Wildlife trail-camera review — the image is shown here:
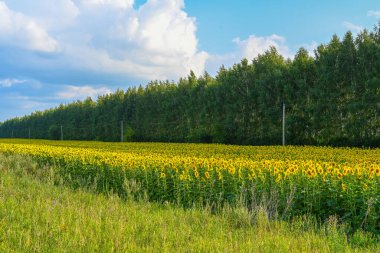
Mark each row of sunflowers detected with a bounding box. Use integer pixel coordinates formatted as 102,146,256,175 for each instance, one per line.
0,139,379,233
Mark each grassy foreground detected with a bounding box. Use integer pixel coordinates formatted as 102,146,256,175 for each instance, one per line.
0,154,379,252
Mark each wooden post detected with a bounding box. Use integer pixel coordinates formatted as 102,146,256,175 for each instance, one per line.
282,103,285,146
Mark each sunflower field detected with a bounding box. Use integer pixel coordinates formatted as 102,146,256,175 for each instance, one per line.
0,139,379,233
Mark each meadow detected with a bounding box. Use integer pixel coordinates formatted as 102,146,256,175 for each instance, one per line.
2,153,380,252
0,139,379,236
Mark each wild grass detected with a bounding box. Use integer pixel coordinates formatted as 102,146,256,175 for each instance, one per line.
0,153,379,252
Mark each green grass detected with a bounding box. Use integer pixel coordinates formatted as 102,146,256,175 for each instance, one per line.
0,154,379,252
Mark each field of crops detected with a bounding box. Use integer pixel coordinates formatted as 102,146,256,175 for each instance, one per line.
0,139,379,233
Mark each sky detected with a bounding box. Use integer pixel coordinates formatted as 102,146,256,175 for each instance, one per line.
0,0,379,122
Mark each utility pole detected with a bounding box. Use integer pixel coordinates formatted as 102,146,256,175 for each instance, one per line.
11,129,14,138
282,103,286,146
28,128,31,139
60,125,63,141
121,120,124,142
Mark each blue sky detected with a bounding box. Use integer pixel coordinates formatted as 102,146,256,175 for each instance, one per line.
0,0,379,122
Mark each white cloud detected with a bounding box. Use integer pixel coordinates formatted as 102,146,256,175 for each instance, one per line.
0,2,60,52
368,10,380,18
205,53,236,76
128,0,193,56
343,21,363,33
233,34,293,60
205,34,294,76
82,0,134,9
4,0,80,30
0,2,59,52
299,41,319,57
0,78,26,87
71,0,208,79
0,0,208,81
56,85,112,100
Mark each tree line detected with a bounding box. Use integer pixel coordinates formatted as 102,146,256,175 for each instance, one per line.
0,25,379,147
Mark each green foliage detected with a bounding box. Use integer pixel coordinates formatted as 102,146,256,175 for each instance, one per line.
48,124,60,140
0,24,379,147
123,125,135,141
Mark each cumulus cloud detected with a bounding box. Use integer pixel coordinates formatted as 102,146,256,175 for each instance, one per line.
343,21,363,33
70,0,208,79
4,0,80,30
299,41,319,57
233,34,293,60
0,78,26,87
368,10,380,18
206,34,294,76
0,81,110,121
56,85,112,100
82,0,134,9
0,0,208,81
0,2,60,52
